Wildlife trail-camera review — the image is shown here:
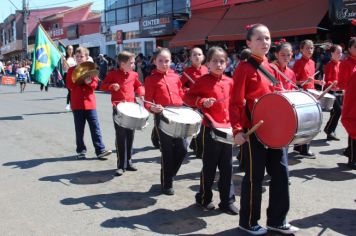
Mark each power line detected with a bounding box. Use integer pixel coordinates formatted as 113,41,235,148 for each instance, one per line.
8,0,19,10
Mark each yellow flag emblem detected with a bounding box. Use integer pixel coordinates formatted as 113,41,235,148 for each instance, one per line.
35,44,51,70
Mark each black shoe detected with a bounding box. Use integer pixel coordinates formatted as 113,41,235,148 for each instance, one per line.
126,165,137,171
219,203,239,215
76,153,86,159
348,162,356,170
162,188,174,195
97,150,112,160
267,223,299,234
196,201,215,211
299,151,316,159
115,169,124,176
239,225,267,235
327,133,340,141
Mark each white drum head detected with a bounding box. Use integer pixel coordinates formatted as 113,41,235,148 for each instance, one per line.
162,107,202,124
116,102,149,119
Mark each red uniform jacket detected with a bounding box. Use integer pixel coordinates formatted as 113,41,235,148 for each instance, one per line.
66,66,98,110
229,55,280,136
183,73,232,128
324,60,340,91
101,69,145,106
144,69,184,112
275,63,297,91
180,65,209,90
338,56,356,90
341,72,356,139
293,56,316,90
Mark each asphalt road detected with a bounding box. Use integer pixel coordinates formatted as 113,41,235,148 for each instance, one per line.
0,84,355,236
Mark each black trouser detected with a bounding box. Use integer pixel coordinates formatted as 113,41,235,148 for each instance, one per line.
294,143,310,154
113,108,134,169
40,83,49,91
189,124,204,158
157,124,187,190
324,92,343,134
67,89,71,105
195,126,235,208
345,136,356,164
239,133,289,227
151,116,160,147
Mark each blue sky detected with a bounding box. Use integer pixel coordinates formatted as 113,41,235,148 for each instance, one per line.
0,0,104,22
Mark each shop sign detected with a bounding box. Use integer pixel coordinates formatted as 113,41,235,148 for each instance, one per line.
1,76,16,86
140,14,173,37
48,28,64,38
330,0,356,24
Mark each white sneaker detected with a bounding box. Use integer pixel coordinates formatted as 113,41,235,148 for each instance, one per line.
267,223,299,234
65,104,71,111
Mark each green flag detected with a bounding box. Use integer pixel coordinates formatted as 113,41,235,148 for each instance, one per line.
31,24,62,85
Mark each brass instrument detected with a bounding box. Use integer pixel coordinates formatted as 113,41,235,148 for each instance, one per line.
72,62,99,84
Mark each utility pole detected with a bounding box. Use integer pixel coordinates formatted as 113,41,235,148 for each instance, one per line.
22,0,29,60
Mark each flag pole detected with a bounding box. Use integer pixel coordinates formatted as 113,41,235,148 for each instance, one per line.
37,23,69,68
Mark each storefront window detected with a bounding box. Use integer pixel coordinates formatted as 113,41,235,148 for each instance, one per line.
116,8,128,24
142,2,156,16
157,0,172,14
145,41,154,57
173,0,188,13
123,42,141,55
125,31,141,40
129,5,141,22
106,10,116,26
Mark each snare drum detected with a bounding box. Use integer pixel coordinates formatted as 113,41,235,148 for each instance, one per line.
252,91,322,149
210,127,235,145
159,107,202,138
307,89,336,111
115,102,149,130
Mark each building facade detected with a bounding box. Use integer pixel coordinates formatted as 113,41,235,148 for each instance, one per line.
103,0,190,58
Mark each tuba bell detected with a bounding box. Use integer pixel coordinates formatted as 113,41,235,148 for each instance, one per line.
72,62,99,84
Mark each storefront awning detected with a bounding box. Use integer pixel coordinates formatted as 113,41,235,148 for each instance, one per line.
207,0,329,41
169,6,228,47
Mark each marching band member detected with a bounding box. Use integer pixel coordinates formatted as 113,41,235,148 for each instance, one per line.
181,47,209,159
183,46,238,215
66,47,112,160
339,37,356,159
341,71,356,170
144,47,187,195
229,24,299,235
323,44,343,141
293,40,323,158
101,51,145,176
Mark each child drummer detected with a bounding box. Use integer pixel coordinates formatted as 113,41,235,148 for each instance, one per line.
183,46,238,215
144,47,187,195
101,51,145,176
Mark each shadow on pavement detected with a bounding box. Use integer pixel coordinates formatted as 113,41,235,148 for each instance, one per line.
132,146,158,155
289,165,356,182
290,208,356,235
39,169,116,185
319,148,345,155
61,184,161,211
0,115,24,120
23,111,69,116
100,204,219,234
310,138,330,147
186,228,292,236
3,155,95,169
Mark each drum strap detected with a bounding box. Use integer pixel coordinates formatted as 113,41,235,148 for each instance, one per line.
247,57,280,86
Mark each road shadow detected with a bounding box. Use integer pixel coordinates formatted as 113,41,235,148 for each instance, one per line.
39,169,116,185
3,155,95,169
289,165,356,182
100,204,219,234
61,184,161,211
0,115,24,121
290,208,356,235
23,111,69,116
186,228,292,236
0,91,41,95
132,146,157,155
319,148,345,156
310,138,330,147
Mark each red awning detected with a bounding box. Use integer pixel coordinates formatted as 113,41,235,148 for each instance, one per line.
208,0,329,41
169,6,228,47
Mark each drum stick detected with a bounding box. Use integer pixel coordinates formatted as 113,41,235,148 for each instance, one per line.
244,120,264,137
317,81,337,100
142,100,179,115
183,72,195,85
321,74,325,91
300,71,320,87
269,64,299,90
